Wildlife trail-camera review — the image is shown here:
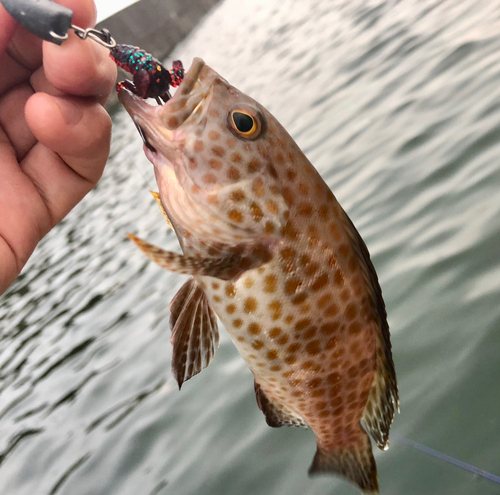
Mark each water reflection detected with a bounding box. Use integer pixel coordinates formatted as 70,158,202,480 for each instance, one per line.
1,0,500,494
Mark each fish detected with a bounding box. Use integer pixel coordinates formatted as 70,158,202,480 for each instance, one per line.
117,57,398,494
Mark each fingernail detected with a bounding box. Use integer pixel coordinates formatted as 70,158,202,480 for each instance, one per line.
54,97,83,125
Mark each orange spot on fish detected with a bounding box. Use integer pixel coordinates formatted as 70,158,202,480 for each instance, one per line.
202,173,217,184
225,284,236,298
338,244,349,258
266,200,279,215
298,202,314,216
308,378,322,389
211,145,225,156
227,166,241,181
281,222,299,240
318,204,329,220
207,194,218,205
263,275,277,293
291,293,307,305
228,209,243,223
349,321,362,335
247,158,261,173
345,303,357,321
298,182,309,195
208,158,222,170
244,297,258,314
230,189,246,202
269,327,281,339
252,177,265,197
248,322,262,335
280,247,296,261
333,269,344,287
304,327,317,340
294,318,311,331
284,278,300,295
267,349,278,360
305,340,321,355
311,273,329,291
167,116,178,128
250,202,264,222
282,187,295,206
231,152,243,163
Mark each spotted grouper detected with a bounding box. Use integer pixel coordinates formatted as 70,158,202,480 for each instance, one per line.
118,57,398,493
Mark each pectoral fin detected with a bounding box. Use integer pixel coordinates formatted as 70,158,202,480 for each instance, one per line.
169,278,219,388
127,233,271,280
254,381,307,428
150,191,173,230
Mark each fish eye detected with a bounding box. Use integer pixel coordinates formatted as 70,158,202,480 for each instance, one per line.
228,107,264,140
232,112,255,133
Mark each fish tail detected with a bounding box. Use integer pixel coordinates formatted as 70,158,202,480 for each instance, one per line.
309,427,378,494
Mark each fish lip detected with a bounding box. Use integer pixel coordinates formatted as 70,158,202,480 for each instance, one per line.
117,58,208,150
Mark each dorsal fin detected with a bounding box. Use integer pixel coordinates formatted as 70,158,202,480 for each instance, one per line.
150,191,173,230
254,381,307,428
169,278,219,388
361,359,398,450
340,211,398,449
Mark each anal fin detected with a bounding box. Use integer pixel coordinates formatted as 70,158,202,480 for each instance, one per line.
169,278,219,388
309,426,378,494
254,381,307,428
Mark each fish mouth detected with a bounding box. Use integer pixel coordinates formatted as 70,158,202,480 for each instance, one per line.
117,57,215,155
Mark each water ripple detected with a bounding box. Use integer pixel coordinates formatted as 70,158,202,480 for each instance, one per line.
1,0,499,494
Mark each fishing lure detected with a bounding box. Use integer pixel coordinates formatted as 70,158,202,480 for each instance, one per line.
110,44,184,104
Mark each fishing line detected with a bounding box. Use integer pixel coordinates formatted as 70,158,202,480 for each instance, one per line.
392,433,500,485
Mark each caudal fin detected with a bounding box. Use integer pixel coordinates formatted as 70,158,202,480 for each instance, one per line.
309,429,379,494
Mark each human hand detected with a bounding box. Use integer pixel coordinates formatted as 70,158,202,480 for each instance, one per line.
0,0,117,295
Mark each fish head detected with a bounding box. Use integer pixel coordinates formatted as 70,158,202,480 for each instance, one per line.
118,58,289,247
